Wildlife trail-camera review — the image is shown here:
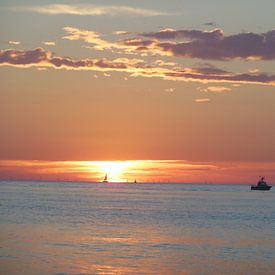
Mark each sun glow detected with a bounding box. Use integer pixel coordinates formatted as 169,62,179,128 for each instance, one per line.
92,161,135,182
2,159,275,184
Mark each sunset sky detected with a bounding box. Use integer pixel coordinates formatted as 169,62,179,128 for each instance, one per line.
1,0,275,183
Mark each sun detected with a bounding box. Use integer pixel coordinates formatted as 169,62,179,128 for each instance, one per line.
93,161,134,182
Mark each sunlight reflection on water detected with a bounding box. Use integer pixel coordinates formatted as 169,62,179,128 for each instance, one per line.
0,181,275,274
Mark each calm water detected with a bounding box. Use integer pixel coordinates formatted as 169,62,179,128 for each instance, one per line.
0,181,275,275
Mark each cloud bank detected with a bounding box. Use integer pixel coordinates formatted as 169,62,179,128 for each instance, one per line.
138,28,275,60
61,26,275,62
1,48,275,86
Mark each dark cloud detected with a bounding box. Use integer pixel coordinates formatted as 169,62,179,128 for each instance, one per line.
142,28,223,41
139,29,275,60
62,26,275,61
95,59,127,69
204,22,217,27
192,66,229,75
165,67,275,85
0,48,48,65
50,57,94,68
1,48,274,86
120,38,155,47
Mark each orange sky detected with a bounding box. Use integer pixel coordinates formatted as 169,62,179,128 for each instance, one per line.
1,1,275,183
1,160,275,184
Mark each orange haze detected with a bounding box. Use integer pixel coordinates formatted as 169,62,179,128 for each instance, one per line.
0,160,274,184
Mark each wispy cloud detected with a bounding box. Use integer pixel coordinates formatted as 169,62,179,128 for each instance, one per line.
62,27,117,51
42,41,56,46
154,60,176,67
1,48,275,86
195,98,210,103
164,88,175,93
13,4,170,17
113,31,131,35
203,22,217,27
8,41,21,45
199,86,231,93
62,26,143,54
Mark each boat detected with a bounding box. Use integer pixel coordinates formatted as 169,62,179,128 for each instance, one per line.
102,173,108,183
251,176,272,190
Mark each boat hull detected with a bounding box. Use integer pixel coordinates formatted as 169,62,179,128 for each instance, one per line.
251,185,272,191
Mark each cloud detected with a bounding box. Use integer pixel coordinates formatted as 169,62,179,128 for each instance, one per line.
37,67,47,71
0,48,50,66
142,28,224,40
164,88,175,93
122,38,155,47
195,98,210,103
0,48,143,71
204,22,217,27
164,68,275,86
199,86,231,93
192,65,229,75
42,41,56,46
1,48,275,86
13,4,170,17
113,57,145,66
63,26,123,51
113,31,131,35
154,59,176,67
139,29,275,60
248,69,260,73
62,26,275,61
9,41,21,45
63,27,146,54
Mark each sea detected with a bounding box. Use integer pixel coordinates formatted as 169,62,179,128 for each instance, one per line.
0,180,274,275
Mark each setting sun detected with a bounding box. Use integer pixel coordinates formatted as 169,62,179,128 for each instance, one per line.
92,161,135,182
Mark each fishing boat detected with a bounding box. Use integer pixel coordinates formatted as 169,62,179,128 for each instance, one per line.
102,174,108,183
251,176,272,190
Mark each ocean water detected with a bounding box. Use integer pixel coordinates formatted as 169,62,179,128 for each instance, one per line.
0,181,274,275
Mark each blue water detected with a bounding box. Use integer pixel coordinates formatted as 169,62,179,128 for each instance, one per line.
0,181,274,274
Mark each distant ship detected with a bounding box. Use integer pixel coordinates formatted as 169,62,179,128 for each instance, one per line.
102,174,108,183
251,176,272,191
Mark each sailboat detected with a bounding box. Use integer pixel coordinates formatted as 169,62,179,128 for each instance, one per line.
102,173,108,183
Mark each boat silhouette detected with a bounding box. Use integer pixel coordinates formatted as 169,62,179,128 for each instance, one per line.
251,176,272,191
102,173,108,183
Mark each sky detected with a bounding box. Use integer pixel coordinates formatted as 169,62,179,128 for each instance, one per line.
1,0,275,183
